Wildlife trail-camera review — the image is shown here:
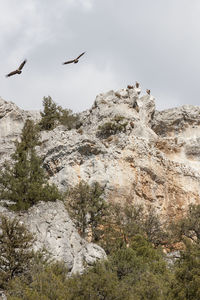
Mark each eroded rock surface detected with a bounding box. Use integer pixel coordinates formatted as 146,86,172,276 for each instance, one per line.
0,97,40,163
0,86,200,268
0,201,106,274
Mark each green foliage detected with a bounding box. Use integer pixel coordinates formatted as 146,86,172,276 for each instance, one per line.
168,205,200,299
98,201,167,254
142,207,169,247
110,234,167,279
66,181,108,241
39,96,60,131
0,119,62,211
108,235,170,300
171,204,200,244
170,241,200,300
8,260,127,300
4,203,200,299
6,236,171,300
39,96,80,131
8,260,69,300
58,106,81,129
1,184,200,300
131,272,169,300
66,263,128,300
97,115,128,138
0,215,34,289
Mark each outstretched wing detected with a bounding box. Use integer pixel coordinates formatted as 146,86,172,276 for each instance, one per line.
6,70,18,77
63,59,75,65
18,59,27,70
76,52,85,60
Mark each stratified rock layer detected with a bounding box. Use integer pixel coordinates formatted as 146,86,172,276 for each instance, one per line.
0,86,200,269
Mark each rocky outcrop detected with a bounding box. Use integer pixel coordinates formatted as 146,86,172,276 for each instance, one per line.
0,97,40,163
36,88,200,220
1,85,200,270
0,201,106,274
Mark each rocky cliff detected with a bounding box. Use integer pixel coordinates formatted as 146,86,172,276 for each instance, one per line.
0,201,105,274
0,86,200,270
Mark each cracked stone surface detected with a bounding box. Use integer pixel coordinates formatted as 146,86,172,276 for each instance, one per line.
1,85,200,271
0,201,106,274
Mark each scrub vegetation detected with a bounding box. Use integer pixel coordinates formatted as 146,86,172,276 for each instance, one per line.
0,118,200,299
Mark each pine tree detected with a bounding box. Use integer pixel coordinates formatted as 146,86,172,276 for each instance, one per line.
58,106,81,130
39,96,60,130
171,240,200,300
0,119,61,210
39,96,80,131
0,215,34,289
66,181,108,240
88,182,108,242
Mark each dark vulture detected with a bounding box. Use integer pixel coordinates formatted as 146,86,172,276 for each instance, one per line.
146,89,151,95
135,81,140,88
133,101,139,112
127,85,134,89
6,60,27,77
63,52,85,65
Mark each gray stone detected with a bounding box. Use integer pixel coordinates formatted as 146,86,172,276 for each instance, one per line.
0,201,106,274
1,85,200,269
0,291,7,300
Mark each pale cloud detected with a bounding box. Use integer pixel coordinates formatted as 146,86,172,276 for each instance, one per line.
67,0,94,11
79,0,94,11
2,62,117,112
1,0,200,112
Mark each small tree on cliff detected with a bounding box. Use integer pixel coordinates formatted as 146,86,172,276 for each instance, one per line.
39,96,81,131
172,204,200,243
0,119,61,210
39,96,60,131
170,240,200,300
0,215,34,289
66,181,108,241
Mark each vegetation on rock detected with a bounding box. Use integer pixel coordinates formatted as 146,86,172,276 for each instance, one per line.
65,180,108,241
171,240,200,300
171,204,200,243
2,203,200,300
0,215,34,289
39,96,81,131
97,115,128,138
0,119,62,210
98,200,168,254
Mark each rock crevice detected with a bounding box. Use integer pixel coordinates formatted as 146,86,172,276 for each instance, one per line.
1,87,200,271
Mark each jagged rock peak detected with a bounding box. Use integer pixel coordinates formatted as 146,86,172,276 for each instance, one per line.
0,97,40,140
1,87,200,272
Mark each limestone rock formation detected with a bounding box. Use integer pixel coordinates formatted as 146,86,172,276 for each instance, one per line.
0,97,40,164
1,85,200,271
0,201,106,274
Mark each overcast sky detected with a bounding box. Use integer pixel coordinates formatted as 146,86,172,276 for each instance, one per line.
1,0,200,112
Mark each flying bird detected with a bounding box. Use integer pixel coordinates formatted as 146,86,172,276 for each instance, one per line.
63,52,85,65
6,60,27,77
146,89,151,95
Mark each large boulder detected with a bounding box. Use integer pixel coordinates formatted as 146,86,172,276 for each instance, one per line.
0,200,106,274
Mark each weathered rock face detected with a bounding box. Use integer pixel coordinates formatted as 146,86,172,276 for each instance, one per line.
0,86,200,267
36,88,200,220
0,201,106,274
0,97,40,163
